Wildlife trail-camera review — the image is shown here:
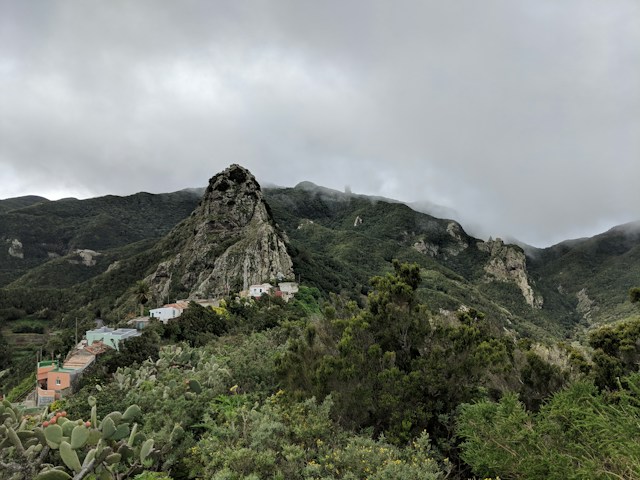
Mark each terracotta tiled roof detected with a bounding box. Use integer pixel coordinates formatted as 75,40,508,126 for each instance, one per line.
63,352,95,370
84,341,111,355
162,301,190,309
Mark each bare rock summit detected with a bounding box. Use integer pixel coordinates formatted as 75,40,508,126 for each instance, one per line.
146,164,293,300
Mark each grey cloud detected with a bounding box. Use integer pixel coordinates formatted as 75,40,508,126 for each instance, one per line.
0,0,638,246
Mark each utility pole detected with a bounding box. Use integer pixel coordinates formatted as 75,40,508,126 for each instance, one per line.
75,317,78,346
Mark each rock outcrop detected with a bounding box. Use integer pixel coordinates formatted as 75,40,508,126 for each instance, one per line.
576,288,597,322
68,249,101,266
478,238,543,309
411,221,469,259
145,165,294,300
8,238,24,259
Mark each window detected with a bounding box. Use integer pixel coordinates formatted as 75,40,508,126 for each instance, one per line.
55,378,61,385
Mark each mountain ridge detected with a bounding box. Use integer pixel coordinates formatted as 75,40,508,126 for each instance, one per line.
0,165,638,340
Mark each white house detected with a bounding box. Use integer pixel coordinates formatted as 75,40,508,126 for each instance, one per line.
249,283,273,298
149,301,189,323
279,282,299,294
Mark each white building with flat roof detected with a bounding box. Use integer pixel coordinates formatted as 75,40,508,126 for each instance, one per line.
85,326,141,351
149,301,189,323
249,283,273,298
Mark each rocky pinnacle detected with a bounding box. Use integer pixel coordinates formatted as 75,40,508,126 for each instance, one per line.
145,164,294,301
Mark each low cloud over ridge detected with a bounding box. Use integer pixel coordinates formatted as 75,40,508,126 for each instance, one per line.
1,1,638,246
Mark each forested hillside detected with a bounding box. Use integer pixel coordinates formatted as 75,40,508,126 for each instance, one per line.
2,264,640,479
0,191,200,287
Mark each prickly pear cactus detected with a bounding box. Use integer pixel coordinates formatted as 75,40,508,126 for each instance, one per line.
0,398,160,480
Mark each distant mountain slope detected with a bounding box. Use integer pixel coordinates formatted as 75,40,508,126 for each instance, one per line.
527,221,640,327
0,191,200,286
264,184,564,338
0,195,49,213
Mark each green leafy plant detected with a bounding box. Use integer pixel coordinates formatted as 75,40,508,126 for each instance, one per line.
0,398,160,480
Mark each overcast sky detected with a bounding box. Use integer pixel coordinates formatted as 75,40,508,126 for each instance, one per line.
1,1,638,247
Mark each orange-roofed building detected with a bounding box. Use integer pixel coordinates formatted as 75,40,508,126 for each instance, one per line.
36,360,77,406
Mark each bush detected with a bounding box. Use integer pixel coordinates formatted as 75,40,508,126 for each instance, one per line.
0,307,26,322
457,376,640,479
6,373,35,402
11,324,45,334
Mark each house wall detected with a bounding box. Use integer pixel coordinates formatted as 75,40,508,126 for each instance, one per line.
37,364,57,383
47,370,71,391
149,307,181,321
102,334,122,351
37,387,56,406
249,284,272,297
87,328,140,351
86,330,106,346
279,282,299,294
87,331,115,349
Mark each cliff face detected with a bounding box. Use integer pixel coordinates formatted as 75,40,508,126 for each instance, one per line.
412,221,469,259
478,238,543,309
146,165,293,300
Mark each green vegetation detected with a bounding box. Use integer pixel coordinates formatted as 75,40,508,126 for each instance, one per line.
5,374,35,403
457,376,640,479
0,191,200,288
588,315,640,389
0,397,163,479
631,286,640,303
528,224,640,327
2,264,640,479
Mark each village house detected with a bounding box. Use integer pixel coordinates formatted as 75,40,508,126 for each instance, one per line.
36,345,100,406
149,301,190,323
85,326,141,351
278,282,299,301
127,316,152,330
36,332,135,406
36,360,75,406
249,283,274,298
246,282,299,302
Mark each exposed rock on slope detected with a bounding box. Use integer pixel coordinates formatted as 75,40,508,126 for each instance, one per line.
146,165,293,300
478,238,543,308
7,238,24,259
411,221,469,259
576,288,597,322
68,249,101,266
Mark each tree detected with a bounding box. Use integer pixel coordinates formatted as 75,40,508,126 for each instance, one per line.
170,302,226,347
101,331,161,374
368,260,426,369
630,287,640,304
280,261,522,453
589,317,640,389
134,281,150,316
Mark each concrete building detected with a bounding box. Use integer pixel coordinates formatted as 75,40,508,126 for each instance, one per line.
149,301,189,323
278,282,299,301
36,360,77,406
249,283,273,298
127,316,152,330
85,326,141,351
